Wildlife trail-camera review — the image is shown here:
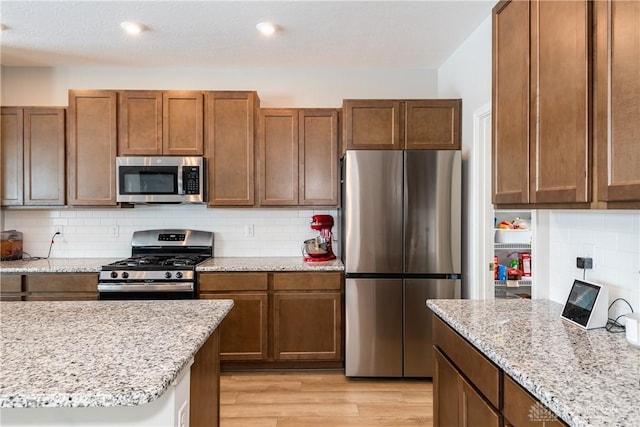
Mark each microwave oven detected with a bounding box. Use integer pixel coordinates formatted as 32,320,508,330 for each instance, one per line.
116,156,205,203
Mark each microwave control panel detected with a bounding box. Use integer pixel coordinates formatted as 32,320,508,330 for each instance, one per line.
183,166,200,195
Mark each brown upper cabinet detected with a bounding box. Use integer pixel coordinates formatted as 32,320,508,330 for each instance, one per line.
118,90,204,156
493,0,591,206
299,109,339,206
258,108,339,207
342,99,461,151
493,0,639,208
67,90,118,206
594,0,640,205
1,107,66,206
205,91,258,206
492,0,530,205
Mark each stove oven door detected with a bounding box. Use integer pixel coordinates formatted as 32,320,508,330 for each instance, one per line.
98,282,195,300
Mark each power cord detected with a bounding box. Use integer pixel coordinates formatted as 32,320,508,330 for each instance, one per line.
606,298,635,333
21,232,61,260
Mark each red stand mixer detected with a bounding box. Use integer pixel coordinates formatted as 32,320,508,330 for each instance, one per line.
302,214,336,262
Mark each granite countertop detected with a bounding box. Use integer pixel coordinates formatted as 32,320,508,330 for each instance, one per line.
427,299,640,427
0,257,344,273
0,258,119,273
0,299,234,409
196,256,344,272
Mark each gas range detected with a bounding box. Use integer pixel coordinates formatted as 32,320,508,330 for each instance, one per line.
98,229,213,300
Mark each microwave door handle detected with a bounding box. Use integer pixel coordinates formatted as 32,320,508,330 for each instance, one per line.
177,166,185,195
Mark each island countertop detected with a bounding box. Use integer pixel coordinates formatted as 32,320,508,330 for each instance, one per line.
427,299,640,427
0,299,234,409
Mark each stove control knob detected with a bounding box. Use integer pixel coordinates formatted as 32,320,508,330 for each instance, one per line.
176,272,183,279
110,271,118,279
122,272,129,279
165,272,172,279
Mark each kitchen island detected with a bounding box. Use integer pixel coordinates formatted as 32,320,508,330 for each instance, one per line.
427,299,640,427
0,299,233,426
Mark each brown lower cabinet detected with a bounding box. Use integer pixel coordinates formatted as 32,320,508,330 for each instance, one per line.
0,274,24,301
0,273,98,301
198,271,343,369
432,314,567,427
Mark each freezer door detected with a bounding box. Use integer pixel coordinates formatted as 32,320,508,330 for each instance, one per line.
404,150,461,274
404,278,461,377
345,278,403,377
344,150,403,274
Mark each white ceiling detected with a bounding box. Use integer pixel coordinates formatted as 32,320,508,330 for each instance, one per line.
0,1,493,69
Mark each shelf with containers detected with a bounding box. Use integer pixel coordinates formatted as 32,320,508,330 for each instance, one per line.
493,210,533,299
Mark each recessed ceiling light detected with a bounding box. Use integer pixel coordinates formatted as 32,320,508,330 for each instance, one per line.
256,22,278,36
120,21,144,35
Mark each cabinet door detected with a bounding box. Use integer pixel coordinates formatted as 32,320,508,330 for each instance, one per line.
118,90,163,155
529,0,590,204
434,347,461,427
595,0,640,202
67,90,117,206
0,274,24,301
405,100,461,150
492,0,530,204
200,293,268,361
258,109,298,205
434,347,501,427
459,375,502,427
503,375,567,427
343,100,402,150
1,107,24,206
162,91,204,155
273,291,342,361
206,91,257,206
25,273,98,301
24,108,65,206
299,109,339,206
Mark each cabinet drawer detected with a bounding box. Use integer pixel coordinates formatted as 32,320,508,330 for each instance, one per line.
432,314,501,408
24,273,97,293
273,272,342,291
26,293,98,301
198,273,268,292
0,274,23,293
504,375,567,427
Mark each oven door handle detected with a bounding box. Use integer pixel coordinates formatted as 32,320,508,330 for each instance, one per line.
98,283,194,292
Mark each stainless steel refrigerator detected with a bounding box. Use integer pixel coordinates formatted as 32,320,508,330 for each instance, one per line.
343,150,461,378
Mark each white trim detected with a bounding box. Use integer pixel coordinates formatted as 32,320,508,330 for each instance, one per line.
471,102,493,300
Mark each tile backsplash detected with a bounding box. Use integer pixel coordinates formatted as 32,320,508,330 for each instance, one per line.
2,206,340,259
545,210,640,317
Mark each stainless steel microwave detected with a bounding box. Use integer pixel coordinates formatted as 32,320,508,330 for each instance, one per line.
116,156,205,203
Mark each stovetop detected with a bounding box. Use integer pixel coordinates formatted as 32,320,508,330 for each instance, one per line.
104,254,210,270
99,229,214,280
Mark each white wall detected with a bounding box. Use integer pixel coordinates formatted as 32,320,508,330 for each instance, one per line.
0,65,438,258
0,66,438,107
437,15,492,298
541,210,640,317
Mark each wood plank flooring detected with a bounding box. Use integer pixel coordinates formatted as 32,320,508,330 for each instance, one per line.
220,371,434,427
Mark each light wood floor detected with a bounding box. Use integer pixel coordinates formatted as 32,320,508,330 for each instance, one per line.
220,371,434,427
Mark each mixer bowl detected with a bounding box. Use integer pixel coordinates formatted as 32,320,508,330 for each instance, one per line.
302,237,330,257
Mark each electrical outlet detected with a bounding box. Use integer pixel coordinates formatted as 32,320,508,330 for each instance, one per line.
576,257,593,269
109,225,119,238
244,224,254,238
54,225,64,239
